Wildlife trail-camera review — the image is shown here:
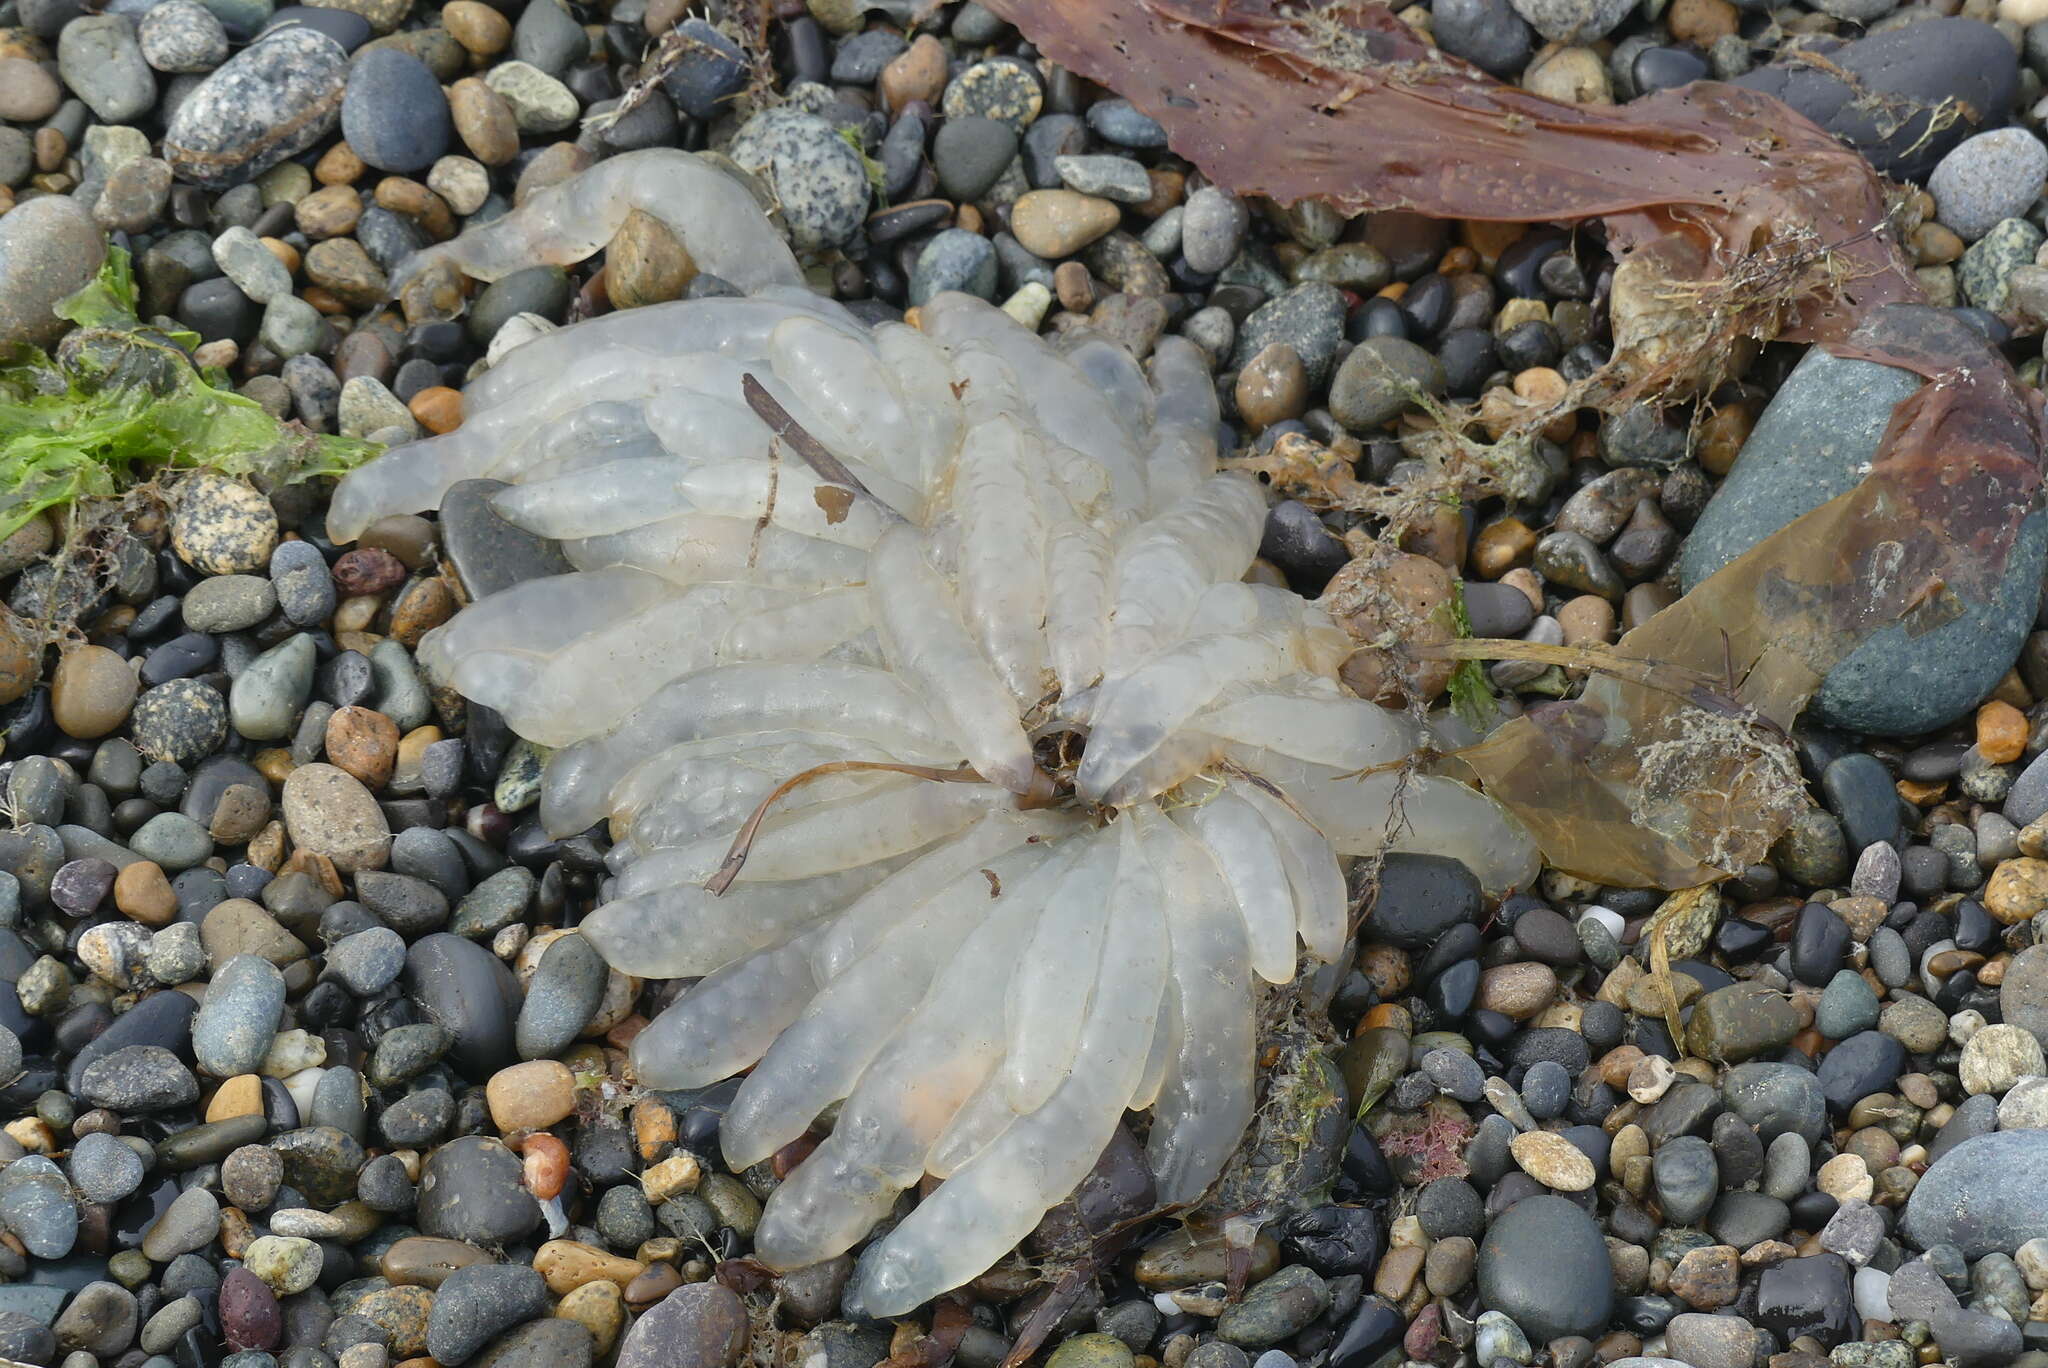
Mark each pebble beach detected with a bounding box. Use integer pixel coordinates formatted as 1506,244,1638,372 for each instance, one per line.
5,3,2048,1368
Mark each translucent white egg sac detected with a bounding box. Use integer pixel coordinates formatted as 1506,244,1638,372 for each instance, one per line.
331,149,1537,1316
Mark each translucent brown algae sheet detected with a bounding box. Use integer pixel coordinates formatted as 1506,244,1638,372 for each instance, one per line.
984,0,2048,888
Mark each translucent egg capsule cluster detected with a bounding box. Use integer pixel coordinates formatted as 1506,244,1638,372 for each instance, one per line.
330,150,1537,1316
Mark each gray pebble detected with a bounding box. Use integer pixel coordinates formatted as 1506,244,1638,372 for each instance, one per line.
270,540,336,627
128,813,212,871
67,1132,146,1204
57,14,156,122
1930,128,2048,242
514,931,608,1060
327,927,406,995
137,0,227,72
79,1044,199,1112
193,954,287,1078
229,633,315,741
183,574,277,632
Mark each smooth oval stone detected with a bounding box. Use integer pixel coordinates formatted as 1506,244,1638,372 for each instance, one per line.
0,196,109,349
1816,1030,1905,1115
163,25,347,189
156,1113,266,1169
403,933,518,1077
229,634,316,741
1721,1062,1828,1145
514,932,606,1061
192,954,286,1078
1476,1194,1613,1341
415,1136,539,1244
0,1156,79,1258
340,45,450,173
1754,1253,1854,1350
614,1284,744,1368
1902,1130,2048,1257
1360,854,1480,949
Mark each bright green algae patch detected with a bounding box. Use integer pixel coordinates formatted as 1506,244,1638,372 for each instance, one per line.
0,248,379,543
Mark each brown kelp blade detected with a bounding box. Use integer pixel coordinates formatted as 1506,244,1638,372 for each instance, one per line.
986,0,2045,887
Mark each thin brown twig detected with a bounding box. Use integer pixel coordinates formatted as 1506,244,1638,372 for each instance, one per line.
740,374,904,522
703,759,985,895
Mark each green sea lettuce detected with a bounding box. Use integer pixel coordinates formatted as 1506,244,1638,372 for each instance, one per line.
0,247,378,543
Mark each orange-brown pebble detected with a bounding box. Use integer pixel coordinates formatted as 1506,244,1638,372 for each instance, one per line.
1668,0,1738,41
640,1151,700,1203
1375,1245,1425,1300
878,34,946,111
260,237,300,275
623,1262,683,1306
294,184,362,239
377,177,457,240
1137,168,1185,218
206,1074,265,1122
1459,219,1526,272
1356,944,1411,1000
1511,366,1568,407
326,705,400,790
1557,594,1617,646
32,127,64,173
4,1118,53,1154
533,1239,645,1294
1470,516,1537,578
380,1236,493,1288
1696,402,1754,477
632,1097,677,1161
1053,260,1095,313
51,645,138,739
1358,1002,1414,1035
1501,567,1545,612
442,0,511,53
771,1135,818,1179
1897,777,1948,807
1977,699,2028,764
114,859,178,926
1598,1045,1649,1088
1234,342,1308,431
1913,222,1965,266
409,386,462,434
522,1132,570,1200
315,142,365,185
486,1060,578,1131
1476,962,1559,1019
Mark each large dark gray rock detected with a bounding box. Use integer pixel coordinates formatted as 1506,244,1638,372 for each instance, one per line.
1476,1195,1613,1341
1902,1130,2048,1257
440,480,573,602
1680,320,2047,736
403,931,520,1077
1731,19,2017,182
416,1136,541,1245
